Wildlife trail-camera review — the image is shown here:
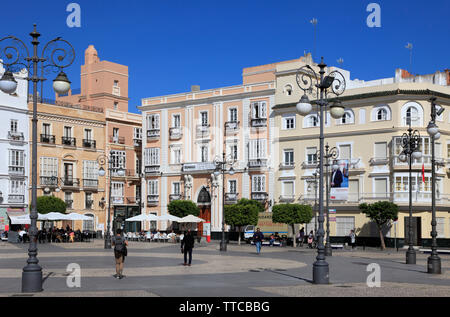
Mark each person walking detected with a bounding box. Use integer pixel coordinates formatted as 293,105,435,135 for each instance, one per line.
112,229,128,279
253,228,264,255
349,229,356,250
307,230,314,249
181,229,195,266
299,227,305,247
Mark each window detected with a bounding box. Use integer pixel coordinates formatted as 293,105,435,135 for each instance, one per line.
40,157,58,177
171,147,182,164
336,216,355,236
252,175,266,192
112,128,119,142
283,149,294,166
229,144,238,160
401,102,423,127
252,101,267,119
113,80,119,87
374,142,387,159
113,102,118,110
64,126,72,138
339,111,354,125
111,182,124,203
65,192,73,209
306,147,317,165
305,114,319,128
111,150,126,171
374,178,388,198
9,150,24,173
283,115,296,130
377,109,388,121
136,157,141,175
282,181,294,198
9,180,25,195
447,144,450,158
172,182,181,195
200,111,208,126
229,108,238,123
85,193,93,210
84,129,92,141
228,180,237,193
147,114,160,130
339,144,351,160
406,107,418,125
148,180,159,195
83,214,95,231
83,160,99,182
200,145,208,162
173,114,181,128
42,123,51,136
134,127,142,140
144,148,160,166
371,105,391,121
10,120,18,133
284,85,293,96
249,139,267,160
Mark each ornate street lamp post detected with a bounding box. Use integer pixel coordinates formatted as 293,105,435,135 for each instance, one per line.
97,155,125,249
324,144,338,257
0,25,75,293
426,97,443,274
295,57,346,284
398,119,422,264
214,152,235,252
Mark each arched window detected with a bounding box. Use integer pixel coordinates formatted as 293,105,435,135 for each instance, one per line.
377,108,387,121
304,114,319,128
83,213,95,232
401,102,423,127
371,104,391,122
284,84,293,96
338,110,354,125
406,106,418,125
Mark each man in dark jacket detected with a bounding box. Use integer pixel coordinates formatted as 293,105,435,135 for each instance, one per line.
181,229,195,266
253,228,264,254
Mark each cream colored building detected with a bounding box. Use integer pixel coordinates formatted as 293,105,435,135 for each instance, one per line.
273,56,450,243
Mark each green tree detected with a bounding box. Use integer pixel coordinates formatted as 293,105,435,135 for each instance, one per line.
224,200,259,245
36,196,67,214
359,201,399,250
272,204,313,247
168,200,199,218
235,198,265,213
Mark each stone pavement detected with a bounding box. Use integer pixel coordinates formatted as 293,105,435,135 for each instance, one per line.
0,240,449,297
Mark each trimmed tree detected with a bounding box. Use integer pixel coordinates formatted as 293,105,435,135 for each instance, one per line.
359,201,399,250
37,196,67,214
272,203,313,247
168,200,199,218
224,200,259,245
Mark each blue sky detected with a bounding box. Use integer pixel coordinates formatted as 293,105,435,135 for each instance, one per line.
1,0,449,113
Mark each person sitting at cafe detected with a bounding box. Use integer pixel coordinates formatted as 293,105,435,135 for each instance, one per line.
269,234,276,246
167,230,176,243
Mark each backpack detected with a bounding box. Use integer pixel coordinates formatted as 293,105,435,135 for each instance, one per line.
114,236,124,252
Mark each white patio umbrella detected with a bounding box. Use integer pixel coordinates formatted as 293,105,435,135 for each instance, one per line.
125,214,160,222
66,213,92,221
178,215,206,223
158,214,182,222
45,212,71,221
9,213,49,225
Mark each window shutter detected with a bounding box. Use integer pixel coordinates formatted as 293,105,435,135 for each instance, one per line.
375,142,387,159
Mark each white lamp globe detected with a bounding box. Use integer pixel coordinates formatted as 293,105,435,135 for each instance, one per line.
296,94,312,116
214,170,221,178
53,71,71,95
398,153,407,162
434,132,441,140
0,71,18,94
427,122,439,137
229,167,235,176
98,167,106,177
117,168,125,177
412,150,422,160
330,101,345,119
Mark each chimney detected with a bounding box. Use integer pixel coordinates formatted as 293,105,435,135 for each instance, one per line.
191,85,200,92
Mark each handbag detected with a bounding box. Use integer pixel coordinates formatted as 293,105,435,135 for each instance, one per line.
122,244,128,256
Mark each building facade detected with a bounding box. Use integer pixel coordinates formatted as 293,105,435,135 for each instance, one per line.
0,66,29,230
273,57,450,242
57,45,142,234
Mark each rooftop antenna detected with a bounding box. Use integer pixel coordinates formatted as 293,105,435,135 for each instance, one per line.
310,18,318,63
337,58,344,68
405,43,413,74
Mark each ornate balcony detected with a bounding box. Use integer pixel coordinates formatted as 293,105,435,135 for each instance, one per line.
110,135,125,144
182,162,216,173
40,134,55,144
8,195,24,204
248,158,267,169
147,129,160,139
279,195,295,203
112,197,124,205
8,131,24,142
62,136,76,147
225,193,239,204
145,165,160,175
225,121,239,133
9,166,25,176
250,118,267,128
279,162,295,170
196,124,210,138
82,139,96,149
169,127,182,140
147,195,159,206
251,192,268,202
83,179,98,189
40,176,58,187
169,194,182,202
369,157,389,166
61,177,80,188
133,138,142,147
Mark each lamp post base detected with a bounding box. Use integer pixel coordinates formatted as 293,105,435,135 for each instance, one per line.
104,236,112,249
427,256,441,274
324,244,332,256
313,261,329,284
22,266,43,293
406,248,416,264
220,241,227,252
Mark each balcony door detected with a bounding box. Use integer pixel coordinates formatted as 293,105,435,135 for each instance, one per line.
64,163,73,184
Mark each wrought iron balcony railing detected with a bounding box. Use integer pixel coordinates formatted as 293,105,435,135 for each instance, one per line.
62,136,76,147
8,131,24,142
8,194,24,204
250,118,267,128
169,127,182,140
9,166,25,176
83,179,98,188
61,177,80,187
147,129,160,139
225,192,239,204
147,194,159,206
82,139,96,149
251,192,268,201
40,134,55,144
40,176,58,187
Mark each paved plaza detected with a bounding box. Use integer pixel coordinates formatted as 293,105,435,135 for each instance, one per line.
0,239,449,297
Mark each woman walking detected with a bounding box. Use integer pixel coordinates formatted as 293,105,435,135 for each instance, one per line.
112,229,128,279
181,229,195,266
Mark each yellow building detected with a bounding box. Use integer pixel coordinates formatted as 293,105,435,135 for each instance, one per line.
29,100,107,232
273,56,450,245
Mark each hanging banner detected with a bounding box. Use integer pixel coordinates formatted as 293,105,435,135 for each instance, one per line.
330,160,349,201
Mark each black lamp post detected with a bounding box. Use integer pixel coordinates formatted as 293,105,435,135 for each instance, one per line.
97,155,125,249
324,144,338,257
307,170,319,236
214,152,236,252
0,25,75,293
426,97,443,274
398,119,422,265
295,57,346,284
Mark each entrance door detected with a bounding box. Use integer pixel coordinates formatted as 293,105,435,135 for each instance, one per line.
197,187,212,238
64,163,73,185
404,217,422,246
